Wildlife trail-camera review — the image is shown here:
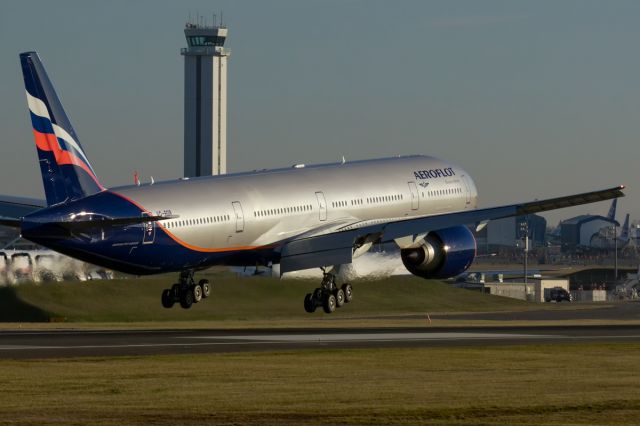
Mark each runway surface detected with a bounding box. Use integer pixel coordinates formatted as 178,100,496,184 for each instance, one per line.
1,325,640,359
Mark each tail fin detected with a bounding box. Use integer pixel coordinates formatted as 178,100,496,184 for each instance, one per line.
620,213,630,242
606,198,617,221
20,52,103,206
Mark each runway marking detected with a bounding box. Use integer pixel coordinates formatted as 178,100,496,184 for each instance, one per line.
0,342,289,351
181,332,551,342
2,333,640,354
0,332,551,352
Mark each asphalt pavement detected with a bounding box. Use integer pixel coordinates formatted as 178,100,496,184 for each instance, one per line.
1,324,639,359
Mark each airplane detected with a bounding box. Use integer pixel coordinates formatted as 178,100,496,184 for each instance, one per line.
550,198,618,240
620,213,631,244
0,51,626,314
589,213,631,249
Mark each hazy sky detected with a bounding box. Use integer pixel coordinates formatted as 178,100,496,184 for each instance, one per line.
0,0,638,225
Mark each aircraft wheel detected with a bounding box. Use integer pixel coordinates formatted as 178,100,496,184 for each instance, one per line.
313,287,323,302
304,293,316,313
335,288,345,308
180,288,194,309
161,289,174,308
192,284,203,303
342,284,353,303
171,283,181,296
199,279,211,298
323,293,337,314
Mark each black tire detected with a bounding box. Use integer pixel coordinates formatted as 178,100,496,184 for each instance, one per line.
342,284,353,303
199,279,211,298
323,293,337,314
313,288,323,300
192,284,203,303
180,288,194,309
171,283,181,297
335,288,345,308
161,289,174,308
304,293,316,313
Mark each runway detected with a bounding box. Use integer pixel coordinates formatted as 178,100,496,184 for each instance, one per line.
1,325,640,359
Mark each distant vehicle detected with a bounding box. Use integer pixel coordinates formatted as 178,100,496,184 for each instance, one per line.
545,287,571,303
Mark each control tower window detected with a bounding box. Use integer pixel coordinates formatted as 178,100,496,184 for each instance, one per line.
188,36,225,47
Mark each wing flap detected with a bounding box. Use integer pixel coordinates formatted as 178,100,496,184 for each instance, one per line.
279,231,378,274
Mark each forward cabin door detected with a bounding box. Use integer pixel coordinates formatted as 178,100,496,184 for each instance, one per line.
232,201,244,232
461,175,472,205
408,181,419,211
142,212,155,244
315,191,327,221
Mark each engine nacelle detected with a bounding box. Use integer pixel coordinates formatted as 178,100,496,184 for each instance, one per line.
401,225,476,279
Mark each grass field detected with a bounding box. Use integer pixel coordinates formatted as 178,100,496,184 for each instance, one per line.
0,273,538,323
2,275,639,425
1,343,639,425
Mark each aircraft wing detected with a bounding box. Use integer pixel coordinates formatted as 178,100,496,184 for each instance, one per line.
278,185,625,274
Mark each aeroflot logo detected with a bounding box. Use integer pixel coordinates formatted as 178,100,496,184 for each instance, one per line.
413,167,455,180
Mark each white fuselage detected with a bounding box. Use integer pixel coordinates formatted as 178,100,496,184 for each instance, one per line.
114,155,479,251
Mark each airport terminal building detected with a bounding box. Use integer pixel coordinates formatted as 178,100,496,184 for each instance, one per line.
475,214,547,254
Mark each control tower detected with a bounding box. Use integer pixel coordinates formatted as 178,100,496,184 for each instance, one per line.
181,22,230,177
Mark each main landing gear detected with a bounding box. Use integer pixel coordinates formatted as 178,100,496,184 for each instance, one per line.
161,270,211,309
304,269,353,314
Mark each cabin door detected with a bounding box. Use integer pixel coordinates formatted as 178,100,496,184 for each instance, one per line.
232,201,244,232
408,181,419,210
142,212,155,244
315,192,327,221
461,175,472,205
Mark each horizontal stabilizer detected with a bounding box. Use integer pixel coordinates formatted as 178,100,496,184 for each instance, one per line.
59,214,179,230
0,195,45,218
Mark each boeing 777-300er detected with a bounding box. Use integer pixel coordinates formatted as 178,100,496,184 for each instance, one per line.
0,52,626,313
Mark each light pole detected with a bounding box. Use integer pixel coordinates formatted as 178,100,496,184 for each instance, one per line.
614,223,618,282
520,220,529,285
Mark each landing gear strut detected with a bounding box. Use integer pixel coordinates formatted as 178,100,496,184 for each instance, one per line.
161,270,211,309
304,269,353,314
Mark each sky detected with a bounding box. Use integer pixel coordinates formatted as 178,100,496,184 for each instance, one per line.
0,0,638,226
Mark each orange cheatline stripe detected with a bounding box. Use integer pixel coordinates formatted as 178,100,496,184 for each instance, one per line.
109,190,276,254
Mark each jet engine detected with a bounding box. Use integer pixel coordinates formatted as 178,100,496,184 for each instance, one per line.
400,226,476,279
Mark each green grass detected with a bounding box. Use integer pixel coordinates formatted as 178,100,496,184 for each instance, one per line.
1,343,639,425
0,273,537,323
